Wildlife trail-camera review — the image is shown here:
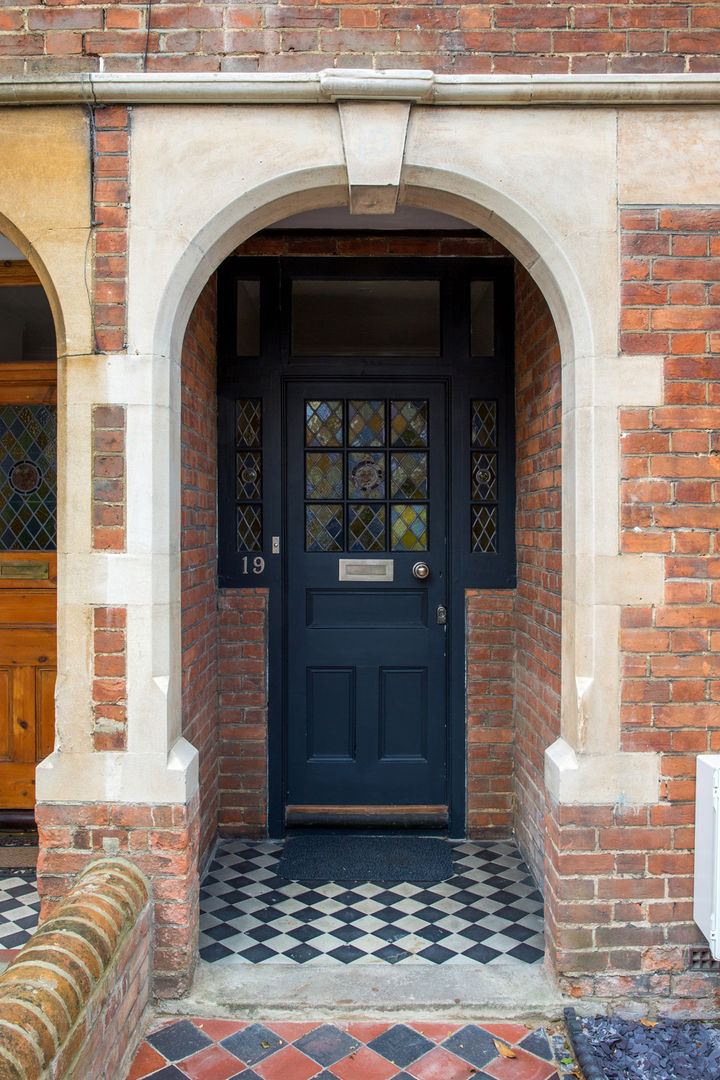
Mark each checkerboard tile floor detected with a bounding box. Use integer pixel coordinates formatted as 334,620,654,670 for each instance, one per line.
0,871,40,956
127,1018,575,1080
200,840,544,966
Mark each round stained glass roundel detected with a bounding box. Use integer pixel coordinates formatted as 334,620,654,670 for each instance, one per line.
351,457,384,495
9,460,42,495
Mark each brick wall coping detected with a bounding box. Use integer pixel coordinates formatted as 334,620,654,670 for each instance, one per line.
0,858,149,1080
1,71,720,108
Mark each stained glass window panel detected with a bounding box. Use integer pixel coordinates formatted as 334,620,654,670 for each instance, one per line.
471,452,497,501
236,398,261,447
306,504,344,552
391,504,427,551
391,401,428,448
348,453,385,499
305,452,343,500
348,400,385,447
306,400,343,447
349,504,386,552
0,404,57,551
390,452,428,500
471,505,497,553
237,504,262,552
236,451,262,500
471,400,497,448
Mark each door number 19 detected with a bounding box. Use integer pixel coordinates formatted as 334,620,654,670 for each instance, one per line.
241,556,265,575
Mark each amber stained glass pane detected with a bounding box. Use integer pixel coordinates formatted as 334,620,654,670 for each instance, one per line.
472,400,496,448
237,504,262,552
391,400,428,447
306,452,343,500
236,398,262,447
306,400,343,447
349,504,386,552
390,452,427,500
471,505,497,553
391,504,427,551
471,452,497,501
0,404,57,551
306,504,343,552
348,452,385,499
348,400,385,447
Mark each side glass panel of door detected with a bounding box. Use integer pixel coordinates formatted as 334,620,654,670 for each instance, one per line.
0,268,57,811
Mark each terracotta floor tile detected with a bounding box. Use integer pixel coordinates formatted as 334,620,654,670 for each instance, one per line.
180,1044,247,1080
408,1022,462,1043
483,1047,558,1080
191,1020,250,1042
406,1047,478,1080
254,1045,321,1080
481,1023,531,1045
265,1021,325,1042
125,1042,167,1080
343,1022,393,1043
329,1045,398,1080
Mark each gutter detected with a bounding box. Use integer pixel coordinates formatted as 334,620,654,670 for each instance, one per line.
0,70,720,107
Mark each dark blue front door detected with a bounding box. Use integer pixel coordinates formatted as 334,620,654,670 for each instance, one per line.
285,381,448,818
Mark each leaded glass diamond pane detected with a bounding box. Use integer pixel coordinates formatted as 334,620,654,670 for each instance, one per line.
236,451,262,500
390,452,428,499
0,404,57,551
471,452,497,501
306,400,343,447
472,400,497,448
471,505,497,553
349,452,385,499
391,504,427,551
391,400,428,447
349,504,386,552
305,452,343,499
237,504,262,552
236,399,261,447
306,504,343,552
348,400,385,447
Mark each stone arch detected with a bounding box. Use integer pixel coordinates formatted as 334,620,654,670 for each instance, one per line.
0,214,67,360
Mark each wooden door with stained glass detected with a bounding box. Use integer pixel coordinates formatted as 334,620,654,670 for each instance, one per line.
0,363,57,812
284,383,449,825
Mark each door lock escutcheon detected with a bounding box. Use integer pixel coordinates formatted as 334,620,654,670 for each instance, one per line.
436,604,447,625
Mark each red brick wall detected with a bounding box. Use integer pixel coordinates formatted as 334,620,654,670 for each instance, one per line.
1,3,718,74
92,405,125,550
466,590,515,837
181,273,220,868
543,207,720,1009
92,605,127,751
0,860,151,1080
35,796,199,998
218,589,269,835
513,264,562,887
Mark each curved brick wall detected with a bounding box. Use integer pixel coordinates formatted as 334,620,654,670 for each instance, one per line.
0,859,150,1080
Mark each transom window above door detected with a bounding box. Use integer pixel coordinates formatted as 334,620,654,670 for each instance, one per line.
304,398,430,553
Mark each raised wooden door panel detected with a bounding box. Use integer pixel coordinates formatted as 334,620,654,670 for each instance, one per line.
0,361,57,812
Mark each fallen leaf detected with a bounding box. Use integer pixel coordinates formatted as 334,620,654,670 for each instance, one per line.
493,1040,517,1059
261,1041,270,1048
640,1019,657,1028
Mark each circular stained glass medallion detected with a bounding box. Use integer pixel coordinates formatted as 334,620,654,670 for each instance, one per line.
351,457,384,495
9,460,42,495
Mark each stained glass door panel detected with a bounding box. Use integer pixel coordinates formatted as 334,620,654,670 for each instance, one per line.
286,381,448,814
0,364,57,811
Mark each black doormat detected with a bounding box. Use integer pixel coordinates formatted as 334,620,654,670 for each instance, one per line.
277,835,453,883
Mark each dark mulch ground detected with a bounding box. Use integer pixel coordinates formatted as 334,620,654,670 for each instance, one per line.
568,1010,720,1080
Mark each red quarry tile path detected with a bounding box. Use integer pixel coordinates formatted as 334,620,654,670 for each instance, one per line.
126,1018,571,1080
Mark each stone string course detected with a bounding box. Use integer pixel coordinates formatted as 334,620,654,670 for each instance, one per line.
0,859,151,1080
0,3,719,75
